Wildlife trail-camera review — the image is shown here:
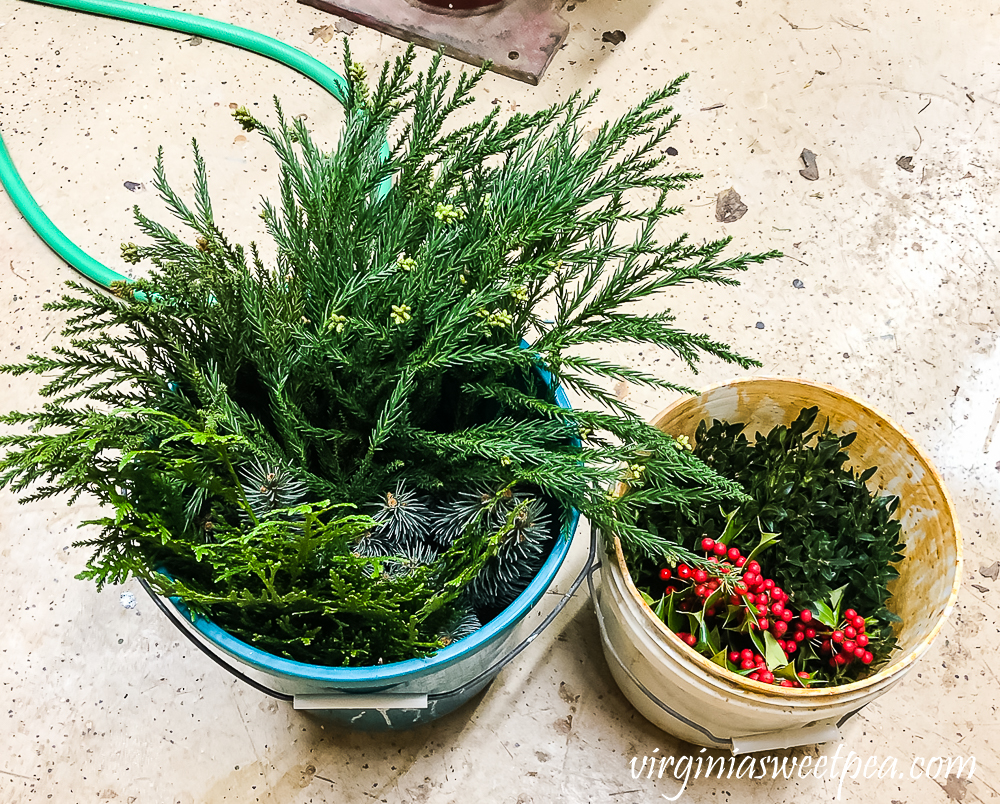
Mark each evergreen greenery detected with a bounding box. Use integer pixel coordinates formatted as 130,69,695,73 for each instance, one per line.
626,406,905,678
0,45,778,666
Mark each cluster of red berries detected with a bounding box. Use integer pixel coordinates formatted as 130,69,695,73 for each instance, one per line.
656,538,873,686
817,608,874,667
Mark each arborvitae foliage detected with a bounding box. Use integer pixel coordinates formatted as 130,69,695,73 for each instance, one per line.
0,45,779,665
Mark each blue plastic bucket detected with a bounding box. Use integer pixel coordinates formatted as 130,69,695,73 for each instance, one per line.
165,369,580,730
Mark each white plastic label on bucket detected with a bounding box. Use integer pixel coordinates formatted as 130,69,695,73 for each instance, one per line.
594,377,962,752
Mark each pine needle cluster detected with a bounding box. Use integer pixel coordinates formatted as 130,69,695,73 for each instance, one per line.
0,45,778,665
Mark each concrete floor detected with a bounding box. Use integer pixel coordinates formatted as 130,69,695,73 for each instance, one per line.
1,0,999,800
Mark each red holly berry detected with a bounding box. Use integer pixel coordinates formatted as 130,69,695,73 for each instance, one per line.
794,631,805,642
747,561,761,575
707,579,720,591
861,651,873,664
735,557,747,568
757,617,769,631
693,569,708,584
800,609,813,623
844,608,857,620
758,670,774,684
727,547,741,561
740,649,753,662
677,564,692,580
701,537,716,552
780,679,795,687
713,542,728,557
659,568,672,581
797,671,810,679
748,671,760,681
754,655,766,667
695,584,708,598
740,658,756,670
762,579,775,592
854,646,866,659
728,651,741,663
831,630,844,643
855,634,868,647
853,616,866,632
844,626,856,639
785,641,797,653
770,602,785,617
805,628,817,639
772,621,788,637
781,608,794,622
742,572,758,587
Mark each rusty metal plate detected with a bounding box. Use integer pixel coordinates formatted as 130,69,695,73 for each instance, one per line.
296,0,569,85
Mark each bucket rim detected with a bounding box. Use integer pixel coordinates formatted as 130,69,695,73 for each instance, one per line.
614,375,963,699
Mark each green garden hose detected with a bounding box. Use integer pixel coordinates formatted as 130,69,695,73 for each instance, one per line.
0,0,352,290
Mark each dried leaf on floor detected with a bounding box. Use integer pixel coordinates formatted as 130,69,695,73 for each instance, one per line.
971,584,989,593
799,148,820,181
979,561,999,580
310,25,335,43
896,155,915,172
602,30,626,45
715,187,748,223
335,19,358,34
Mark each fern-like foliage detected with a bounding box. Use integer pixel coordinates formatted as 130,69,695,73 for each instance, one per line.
0,45,779,665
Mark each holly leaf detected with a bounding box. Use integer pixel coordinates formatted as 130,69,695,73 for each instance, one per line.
761,630,787,670
710,648,729,668
653,594,668,621
828,583,849,618
666,591,684,632
744,526,780,565
811,599,837,629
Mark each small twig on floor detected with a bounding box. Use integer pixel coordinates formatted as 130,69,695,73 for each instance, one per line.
700,103,725,111
919,98,932,113
9,260,25,281
982,396,1000,453
315,775,336,784
778,14,823,29
782,254,809,266
833,16,870,31
0,769,35,780
913,126,923,152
